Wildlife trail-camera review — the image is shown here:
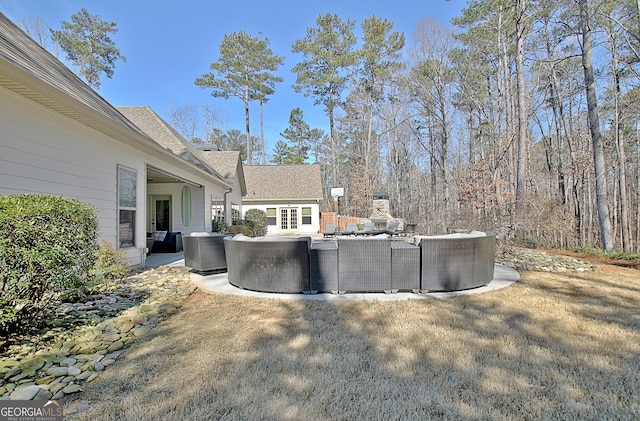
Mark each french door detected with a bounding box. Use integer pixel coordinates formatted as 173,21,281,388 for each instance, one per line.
151,196,171,231
280,207,298,233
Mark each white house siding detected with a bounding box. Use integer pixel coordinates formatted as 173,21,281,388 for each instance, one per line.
1,93,234,266
242,203,320,235
0,88,231,268
0,86,150,265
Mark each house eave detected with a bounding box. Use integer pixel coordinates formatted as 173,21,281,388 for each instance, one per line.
0,62,232,191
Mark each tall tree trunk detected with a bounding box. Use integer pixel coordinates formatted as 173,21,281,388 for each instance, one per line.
550,64,582,241
607,18,632,251
514,0,529,218
366,95,374,203
328,83,338,192
437,94,448,221
579,0,615,251
637,0,640,38
329,109,337,192
244,85,252,165
259,99,265,164
637,140,640,252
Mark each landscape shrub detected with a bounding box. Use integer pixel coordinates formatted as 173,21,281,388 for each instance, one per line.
0,194,99,334
212,220,227,233
94,241,129,287
226,224,252,236
568,246,640,266
569,246,607,256
244,209,268,237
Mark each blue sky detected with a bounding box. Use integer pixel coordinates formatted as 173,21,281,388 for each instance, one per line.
2,0,467,160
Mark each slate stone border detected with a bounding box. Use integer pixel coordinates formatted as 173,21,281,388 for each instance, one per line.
0,266,196,400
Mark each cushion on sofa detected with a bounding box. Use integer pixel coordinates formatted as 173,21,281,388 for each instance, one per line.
413,231,487,245
152,230,167,241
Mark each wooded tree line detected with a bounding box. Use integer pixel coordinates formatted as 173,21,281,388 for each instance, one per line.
187,1,640,252
26,2,640,252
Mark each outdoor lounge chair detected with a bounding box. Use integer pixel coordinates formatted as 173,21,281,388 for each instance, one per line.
385,221,402,236
341,222,358,236
151,231,183,253
323,223,337,237
355,222,375,236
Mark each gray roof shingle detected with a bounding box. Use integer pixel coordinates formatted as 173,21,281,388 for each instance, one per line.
116,106,228,185
199,150,246,194
243,164,323,201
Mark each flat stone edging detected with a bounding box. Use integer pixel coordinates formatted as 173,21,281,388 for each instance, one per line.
0,266,196,401
191,264,520,302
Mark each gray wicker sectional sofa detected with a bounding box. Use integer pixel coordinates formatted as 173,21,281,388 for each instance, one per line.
198,231,497,294
223,235,312,293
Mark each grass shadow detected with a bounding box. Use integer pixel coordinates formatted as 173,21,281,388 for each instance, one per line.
64,266,640,420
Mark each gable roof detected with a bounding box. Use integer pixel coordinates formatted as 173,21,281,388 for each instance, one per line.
243,164,323,202
199,150,247,195
116,106,230,188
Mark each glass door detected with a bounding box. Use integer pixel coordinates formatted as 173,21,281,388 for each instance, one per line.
151,196,171,231
279,207,298,233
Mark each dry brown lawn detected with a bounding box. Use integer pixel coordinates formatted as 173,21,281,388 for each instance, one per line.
65,264,640,420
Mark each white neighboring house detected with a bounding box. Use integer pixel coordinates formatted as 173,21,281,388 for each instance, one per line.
0,14,236,266
242,164,323,235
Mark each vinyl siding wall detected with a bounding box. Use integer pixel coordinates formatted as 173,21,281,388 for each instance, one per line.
0,87,145,264
0,86,225,265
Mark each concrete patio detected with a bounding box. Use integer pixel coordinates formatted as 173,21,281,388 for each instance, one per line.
143,249,520,301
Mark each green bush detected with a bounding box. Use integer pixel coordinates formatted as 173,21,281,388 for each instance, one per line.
569,246,640,263
568,246,607,256
0,194,99,333
609,252,640,263
94,241,129,286
244,209,268,237
212,220,227,233
226,224,252,236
